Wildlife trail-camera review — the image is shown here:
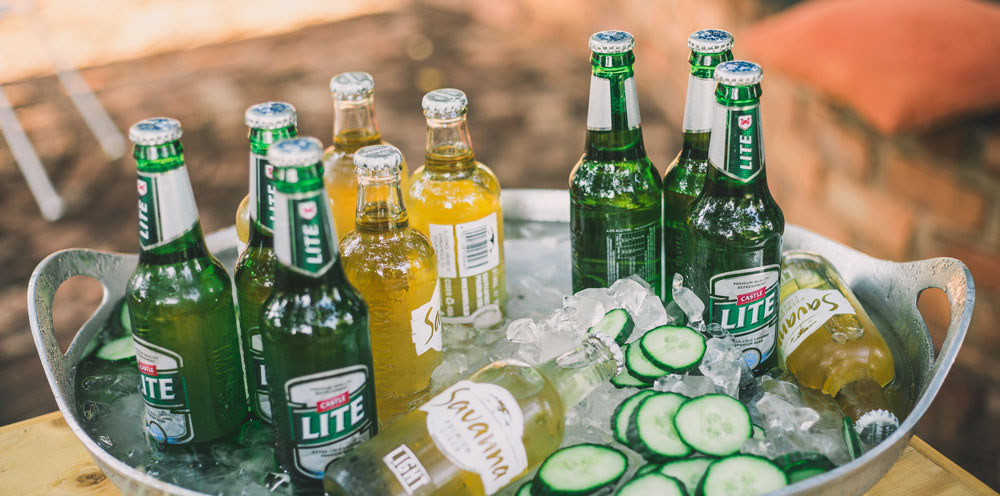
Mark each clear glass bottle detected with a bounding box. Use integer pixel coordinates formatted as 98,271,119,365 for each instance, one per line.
323,334,623,496
340,144,443,429
323,71,407,242
407,88,505,325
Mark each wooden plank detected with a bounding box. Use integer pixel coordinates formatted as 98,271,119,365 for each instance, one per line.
0,411,996,495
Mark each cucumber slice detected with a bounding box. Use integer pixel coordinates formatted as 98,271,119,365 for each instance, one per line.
673,394,751,457
627,392,692,461
610,367,650,389
699,455,787,495
615,473,685,496
625,342,668,383
639,325,706,373
659,457,712,493
97,335,135,361
515,481,536,496
612,390,656,444
534,444,627,496
787,466,827,483
774,452,835,484
119,302,132,334
588,308,634,345
843,416,864,460
635,463,661,476
751,424,766,441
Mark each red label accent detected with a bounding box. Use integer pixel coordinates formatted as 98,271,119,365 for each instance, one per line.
136,180,148,196
298,202,317,220
138,361,157,376
738,115,752,130
317,392,350,413
737,287,765,305
265,164,274,179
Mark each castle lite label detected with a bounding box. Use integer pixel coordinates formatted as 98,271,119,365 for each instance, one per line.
274,190,336,277
133,334,194,443
249,154,278,232
136,167,198,249
708,265,779,369
249,332,271,420
708,104,764,182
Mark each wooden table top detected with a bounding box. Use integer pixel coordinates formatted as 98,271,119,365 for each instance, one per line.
0,411,995,495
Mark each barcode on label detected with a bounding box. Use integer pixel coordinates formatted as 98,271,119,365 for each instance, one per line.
455,213,500,277
461,225,489,270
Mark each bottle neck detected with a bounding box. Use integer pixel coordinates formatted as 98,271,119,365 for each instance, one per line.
835,377,899,443
249,126,298,235
536,336,620,411
679,49,732,159
584,51,647,163
355,174,408,233
424,115,476,174
273,164,341,279
134,141,203,258
332,95,381,153
704,84,769,194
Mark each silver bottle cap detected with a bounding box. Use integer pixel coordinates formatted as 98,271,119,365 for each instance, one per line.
589,30,635,54
422,88,468,119
267,137,324,167
855,409,900,445
329,71,375,100
688,29,734,53
354,144,403,177
245,102,297,129
588,332,625,376
715,60,764,86
128,117,182,145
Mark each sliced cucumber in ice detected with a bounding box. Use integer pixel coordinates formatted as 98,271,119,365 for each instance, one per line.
515,481,537,496
615,473,685,496
752,424,766,441
624,342,668,383
97,335,135,362
610,367,650,389
774,451,835,483
673,394,751,457
698,455,787,496
635,463,661,477
639,325,706,373
659,457,712,493
843,416,864,460
611,390,656,444
119,302,132,334
534,444,627,496
588,308,634,346
627,392,692,461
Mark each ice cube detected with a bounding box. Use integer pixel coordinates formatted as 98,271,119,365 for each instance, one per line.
539,331,579,363
443,322,474,348
671,274,705,325
654,374,719,397
698,337,744,397
430,353,470,389
472,304,504,330
755,392,820,432
506,318,539,343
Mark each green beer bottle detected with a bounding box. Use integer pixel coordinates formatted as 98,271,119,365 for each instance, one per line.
681,61,784,374
261,137,377,485
662,29,733,302
125,117,248,444
234,102,298,423
570,30,663,296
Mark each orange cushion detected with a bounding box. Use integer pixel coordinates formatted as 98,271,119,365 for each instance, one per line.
742,0,1000,134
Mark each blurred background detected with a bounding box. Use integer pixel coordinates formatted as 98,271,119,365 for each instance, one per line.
1,0,998,489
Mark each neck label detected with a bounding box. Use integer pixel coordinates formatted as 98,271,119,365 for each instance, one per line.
778,288,857,362
421,380,528,495
249,153,277,232
708,102,764,182
586,75,641,131
133,334,194,444
682,75,716,132
274,189,338,277
708,265,779,369
384,444,432,495
136,167,198,249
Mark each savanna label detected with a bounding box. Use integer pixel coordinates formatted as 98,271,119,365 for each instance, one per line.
249,153,277,232
778,288,857,361
285,365,374,479
411,284,442,356
249,332,271,421
383,444,432,495
133,335,194,443
136,167,198,249
421,380,527,495
708,103,764,182
428,213,502,322
274,189,337,277
708,265,779,369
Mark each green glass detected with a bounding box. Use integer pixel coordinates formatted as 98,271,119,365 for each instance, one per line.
235,119,297,423
570,33,662,296
126,129,248,445
681,61,784,374
261,138,376,486
663,43,733,302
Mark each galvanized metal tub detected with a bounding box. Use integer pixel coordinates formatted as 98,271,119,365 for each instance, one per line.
27,188,975,496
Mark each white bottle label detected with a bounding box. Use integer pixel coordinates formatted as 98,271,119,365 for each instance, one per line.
707,265,780,369
133,335,194,443
586,76,641,131
136,166,198,250
249,332,271,420
428,213,503,321
285,365,374,479
420,380,528,495
682,75,715,132
411,284,442,356
383,444,432,495
778,288,856,361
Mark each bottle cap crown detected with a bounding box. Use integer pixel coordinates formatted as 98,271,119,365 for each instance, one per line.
267,137,324,167
855,409,900,445
715,60,763,86
688,29,734,53
589,30,635,54
422,88,468,119
129,117,182,145
329,71,375,100
245,102,297,129
354,144,402,176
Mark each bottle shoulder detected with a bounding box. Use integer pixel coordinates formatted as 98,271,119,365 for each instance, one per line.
263,274,368,334
408,162,502,206
235,247,277,287
687,190,785,243
128,254,232,303
340,229,437,276
570,155,662,206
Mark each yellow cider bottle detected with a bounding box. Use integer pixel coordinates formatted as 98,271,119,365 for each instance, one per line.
407,89,505,326
340,145,443,428
323,72,406,242
778,250,899,443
